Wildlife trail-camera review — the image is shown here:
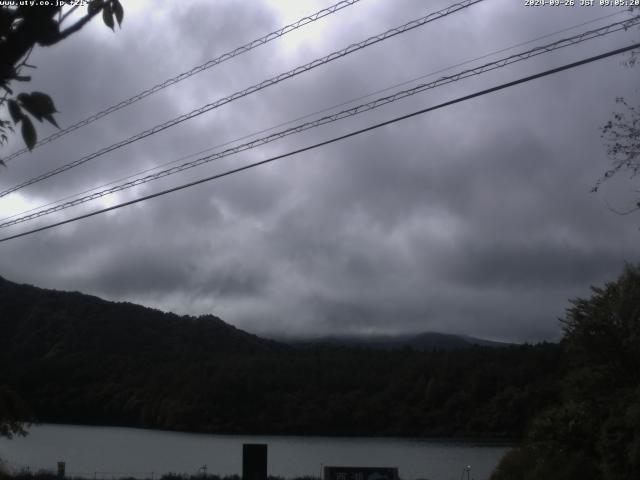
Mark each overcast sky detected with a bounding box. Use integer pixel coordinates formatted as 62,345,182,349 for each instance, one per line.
0,0,638,342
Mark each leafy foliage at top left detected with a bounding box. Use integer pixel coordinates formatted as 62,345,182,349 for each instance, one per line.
0,0,124,160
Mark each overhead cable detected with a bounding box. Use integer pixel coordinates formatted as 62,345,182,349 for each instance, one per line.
2,7,625,225
1,42,637,244
0,0,363,163
2,16,637,229
0,0,485,198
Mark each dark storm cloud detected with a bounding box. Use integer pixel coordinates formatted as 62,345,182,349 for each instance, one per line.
0,0,638,342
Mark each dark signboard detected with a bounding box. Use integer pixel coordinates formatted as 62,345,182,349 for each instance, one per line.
242,444,267,480
56,462,65,479
323,466,398,480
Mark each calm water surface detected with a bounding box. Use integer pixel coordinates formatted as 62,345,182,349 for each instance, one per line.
0,424,513,480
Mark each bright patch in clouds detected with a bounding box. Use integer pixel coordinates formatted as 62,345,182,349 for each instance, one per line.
0,193,41,219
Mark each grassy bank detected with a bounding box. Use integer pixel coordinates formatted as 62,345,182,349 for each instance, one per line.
0,472,322,480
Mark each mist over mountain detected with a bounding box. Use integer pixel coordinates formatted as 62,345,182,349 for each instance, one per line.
278,332,513,351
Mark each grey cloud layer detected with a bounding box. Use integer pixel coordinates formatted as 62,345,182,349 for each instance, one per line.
0,0,638,342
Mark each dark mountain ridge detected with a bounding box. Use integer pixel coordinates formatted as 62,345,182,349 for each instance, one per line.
0,275,562,438
0,275,512,355
0,275,281,359
280,332,513,351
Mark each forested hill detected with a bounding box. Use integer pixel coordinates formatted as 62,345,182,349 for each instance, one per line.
0,275,280,358
0,275,561,438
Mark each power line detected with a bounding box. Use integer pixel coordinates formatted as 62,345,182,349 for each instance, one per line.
0,0,363,163
0,0,485,198
2,16,637,229
1,8,626,225
1,42,637,244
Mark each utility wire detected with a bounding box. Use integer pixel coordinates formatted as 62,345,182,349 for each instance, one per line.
1,42,637,244
0,0,363,163
1,8,625,225
1,16,637,229
0,0,485,198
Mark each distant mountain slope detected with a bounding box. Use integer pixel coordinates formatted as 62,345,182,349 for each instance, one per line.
283,332,511,351
0,275,281,359
0,275,562,438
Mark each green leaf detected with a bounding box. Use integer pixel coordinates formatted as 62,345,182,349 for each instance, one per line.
42,114,59,129
17,92,58,123
17,93,41,121
88,0,102,15
29,92,57,114
8,99,23,123
112,0,124,26
103,2,114,30
21,115,36,150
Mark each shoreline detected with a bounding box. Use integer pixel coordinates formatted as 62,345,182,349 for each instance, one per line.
15,422,522,445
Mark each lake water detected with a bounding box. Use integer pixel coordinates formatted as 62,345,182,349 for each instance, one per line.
0,424,513,480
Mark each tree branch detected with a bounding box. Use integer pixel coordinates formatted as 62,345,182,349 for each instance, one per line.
59,5,79,25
